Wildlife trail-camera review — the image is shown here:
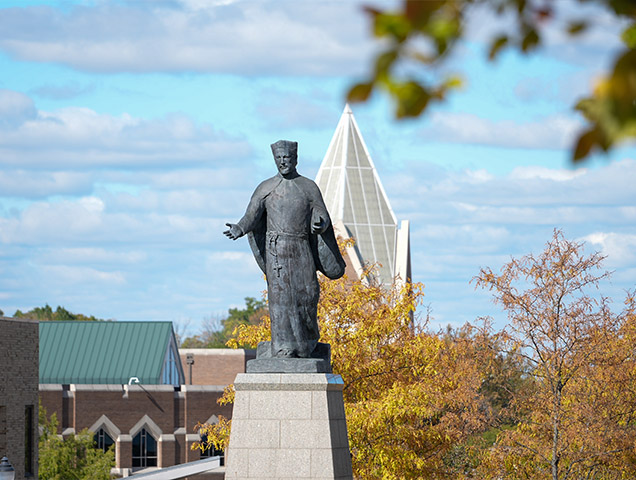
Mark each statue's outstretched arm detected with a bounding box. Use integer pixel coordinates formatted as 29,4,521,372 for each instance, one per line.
223,223,244,240
224,180,269,240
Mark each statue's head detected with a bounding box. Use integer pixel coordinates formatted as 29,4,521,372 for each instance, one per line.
271,140,298,177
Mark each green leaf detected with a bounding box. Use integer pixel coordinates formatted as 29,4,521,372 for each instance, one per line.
489,35,509,60
374,12,412,42
429,16,460,41
605,0,636,17
395,81,431,118
621,23,636,48
405,0,444,25
572,129,600,162
375,50,399,76
516,0,527,14
567,21,588,36
348,82,374,103
609,49,636,117
521,28,540,52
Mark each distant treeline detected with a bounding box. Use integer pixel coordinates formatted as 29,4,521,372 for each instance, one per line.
12,304,110,322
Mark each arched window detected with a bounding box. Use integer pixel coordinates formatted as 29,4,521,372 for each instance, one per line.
132,428,157,468
94,428,114,452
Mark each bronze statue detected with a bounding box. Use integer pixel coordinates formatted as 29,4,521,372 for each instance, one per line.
224,140,345,359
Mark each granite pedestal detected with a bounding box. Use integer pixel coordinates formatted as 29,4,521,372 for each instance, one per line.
224,373,353,480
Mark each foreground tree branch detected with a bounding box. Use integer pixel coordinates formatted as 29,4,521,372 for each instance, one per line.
350,0,636,163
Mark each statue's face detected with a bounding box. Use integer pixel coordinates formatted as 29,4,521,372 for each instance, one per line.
273,148,298,176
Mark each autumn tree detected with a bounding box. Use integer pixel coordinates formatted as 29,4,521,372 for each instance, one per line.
198,265,495,478
349,0,636,162
439,323,532,477
474,230,636,479
39,404,115,480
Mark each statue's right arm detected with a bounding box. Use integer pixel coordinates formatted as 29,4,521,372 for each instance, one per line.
225,181,268,239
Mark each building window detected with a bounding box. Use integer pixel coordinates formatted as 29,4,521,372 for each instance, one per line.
200,434,224,466
132,428,157,468
24,405,34,476
93,428,114,453
162,344,180,386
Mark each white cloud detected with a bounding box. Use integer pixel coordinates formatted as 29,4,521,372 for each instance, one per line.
509,165,587,181
463,169,494,183
0,1,373,75
1,199,80,242
0,193,236,247
0,89,37,128
148,167,252,190
0,94,251,169
423,111,582,149
0,197,105,244
389,158,636,233
0,170,93,198
41,264,127,286
208,251,250,262
30,82,95,100
581,232,636,266
381,157,636,329
101,185,254,217
39,247,147,265
256,92,336,130
540,2,628,68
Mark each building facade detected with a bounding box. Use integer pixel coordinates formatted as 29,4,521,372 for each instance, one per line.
0,317,38,480
37,322,251,478
40,383,230,478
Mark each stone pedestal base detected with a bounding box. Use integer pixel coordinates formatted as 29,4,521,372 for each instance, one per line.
246,342,332,374
225,373,353,480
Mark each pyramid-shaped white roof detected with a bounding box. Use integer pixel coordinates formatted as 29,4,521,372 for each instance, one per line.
316,104,398,284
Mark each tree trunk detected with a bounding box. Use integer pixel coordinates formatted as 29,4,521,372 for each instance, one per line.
552,382,562,480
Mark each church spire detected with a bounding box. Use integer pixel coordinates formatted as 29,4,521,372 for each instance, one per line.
316,105,408,286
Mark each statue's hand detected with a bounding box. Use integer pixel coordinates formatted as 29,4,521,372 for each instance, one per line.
224,223,244,240
311,216,327,235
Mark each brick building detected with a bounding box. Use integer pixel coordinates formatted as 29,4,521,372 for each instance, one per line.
0,317,39,480
38,322,250,478
40,383,230,478
179,349,255,386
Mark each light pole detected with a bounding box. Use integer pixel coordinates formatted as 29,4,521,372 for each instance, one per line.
186,354,194,385
0,457,15,480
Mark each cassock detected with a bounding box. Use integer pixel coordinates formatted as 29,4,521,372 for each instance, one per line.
236,172,345,358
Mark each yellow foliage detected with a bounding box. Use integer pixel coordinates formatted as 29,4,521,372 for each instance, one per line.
191,416,232,456
195,243,493,478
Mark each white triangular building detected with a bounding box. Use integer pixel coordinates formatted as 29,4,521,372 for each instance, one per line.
316,104,411,287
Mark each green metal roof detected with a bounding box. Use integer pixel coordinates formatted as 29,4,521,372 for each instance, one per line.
39,321,178,385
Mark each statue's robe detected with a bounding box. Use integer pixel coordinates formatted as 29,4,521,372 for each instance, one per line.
236,172,345,358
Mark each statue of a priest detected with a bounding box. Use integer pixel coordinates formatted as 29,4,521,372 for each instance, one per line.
224,140,345,358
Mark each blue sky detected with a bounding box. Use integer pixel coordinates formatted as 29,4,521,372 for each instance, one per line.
0,0,634,335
